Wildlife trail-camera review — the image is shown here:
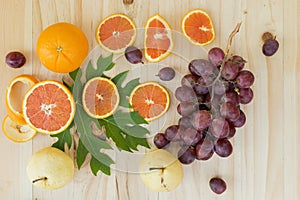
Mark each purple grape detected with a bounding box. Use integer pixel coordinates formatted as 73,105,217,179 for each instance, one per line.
239,88,254,104
181,128,198,146
211,117,230,138
177,102,197,116
214,138,233,157
192,110,212,131
230,55,246,70
220,102,240,121
6,51,26,68
157,67,175,81
178,117,193,128
262,39,279,56
226,123,236,139
181,74,198,87
175,86,197,102
188,59,216,77
193,84,209,96
195,138,214,160
165,125,181,141
236,70,255,88
231,110,246,128
221,91,240,105
208,47,225,66
153,133,170,149
214,80,228,96
125,46,143,64
221,60,240,81
209,177,227,194
178,146,196,164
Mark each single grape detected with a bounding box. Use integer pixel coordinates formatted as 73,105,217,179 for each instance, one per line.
6,51,26,68
208,47,225,67
211,117,230,138
181,74,198,87
178,146,196,165
125,46,143,64
231,109,246,128
193,84,209,96
157,67,175,81
177,102,197,116
188,59,216,77
213,80,228,96
195,137,214,160
192,110,212,131
221,91,240,105
178,117,193,128
262,39,279,56
220,102,240,121
165,125,181,141
153,133,170,149
175,86,197,102
221,60,240,81
226,123,236,139
236,70,255,88
230,55,246,71
181,128,203,146
239,88,254,104
209,177,227,194
214,138,233,158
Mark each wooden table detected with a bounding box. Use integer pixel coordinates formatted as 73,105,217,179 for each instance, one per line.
0,0,299,199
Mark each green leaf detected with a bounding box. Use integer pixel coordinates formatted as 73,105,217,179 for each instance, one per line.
99,110,150,152
69,68,80,81
51,122,73,151
76,139,89,170
85,54,114,80
90,156,111,176
112,71,140,108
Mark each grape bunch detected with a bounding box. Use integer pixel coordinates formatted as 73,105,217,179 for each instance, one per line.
153,47,254,165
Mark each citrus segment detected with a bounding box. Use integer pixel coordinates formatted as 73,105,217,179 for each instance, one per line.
22,81,75,135
96,14,136,53
6,74,39,125
129,82,170,122
182,9,215,46
82,77,120,119
144,14,173,62
37,22,89,73
2,116,36,142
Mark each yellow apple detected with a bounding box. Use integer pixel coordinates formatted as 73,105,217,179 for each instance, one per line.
139,149,183,192
26,147,74,190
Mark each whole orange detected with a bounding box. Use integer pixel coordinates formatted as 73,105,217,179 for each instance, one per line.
36,22,89,73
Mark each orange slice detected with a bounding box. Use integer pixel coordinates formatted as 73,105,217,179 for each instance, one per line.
96,14,136,53
144,14,173,62
22,81,75,135
6,74,39,125
2,116,36,143
129,82,170,122
82,77,120,119
182,9,215,46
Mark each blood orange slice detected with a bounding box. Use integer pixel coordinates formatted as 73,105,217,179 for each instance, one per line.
182,9,215,46
6,74,39,125
22,81,75,135
144,14,173,62
129,82,170,122
96,14,136,53
82,77,120,119
2,116,36,143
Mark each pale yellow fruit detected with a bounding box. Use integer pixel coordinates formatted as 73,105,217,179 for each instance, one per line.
26,147,74,190
139,149,183,192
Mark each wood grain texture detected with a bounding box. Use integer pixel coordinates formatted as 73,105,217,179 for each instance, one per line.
0,0,299,199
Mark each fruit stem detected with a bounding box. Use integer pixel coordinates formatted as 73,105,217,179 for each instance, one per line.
32,177,47,183
149,167,165,171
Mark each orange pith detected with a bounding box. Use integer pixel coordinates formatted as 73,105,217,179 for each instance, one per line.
82,77,120,119
129,82,170,122
96,14,136,53
22,81,75,135
144,14,173,62
182,9,215,46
